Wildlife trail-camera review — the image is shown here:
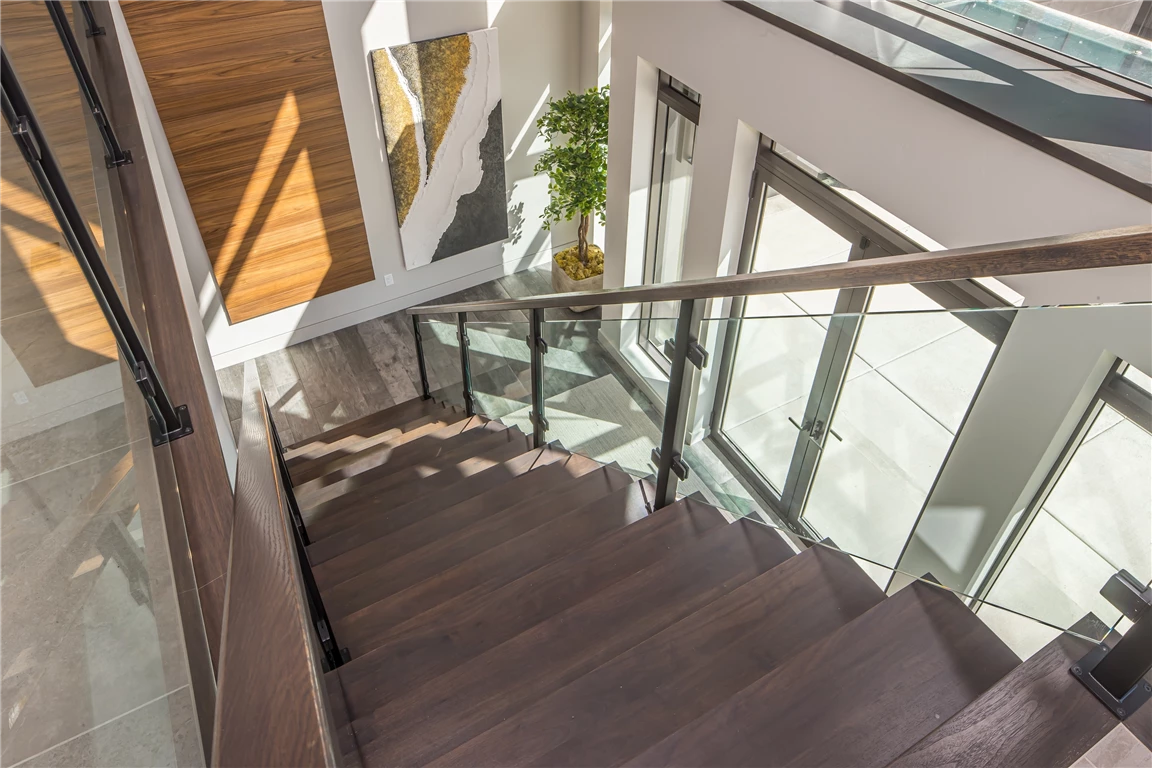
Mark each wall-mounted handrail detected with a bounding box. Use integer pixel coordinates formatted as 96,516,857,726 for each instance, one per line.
44,0,130,166
213,362,340,768
407,226,1152,315
1,46,190,445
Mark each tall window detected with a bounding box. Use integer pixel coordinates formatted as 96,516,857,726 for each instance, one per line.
640,74,700,372
710,139,1010,573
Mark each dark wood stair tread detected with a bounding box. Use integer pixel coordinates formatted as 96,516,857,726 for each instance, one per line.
334,479,654,657
285,397,449,457
624,579,1020,767
296,421,523,513
335,497,728,718
301,429,532,539
350,517,796,766
434,544,885,768
306,445,575,563
312,454,611,592
889,630,1122,768
323,464,635,621
293,416,502,499
287,411,466,484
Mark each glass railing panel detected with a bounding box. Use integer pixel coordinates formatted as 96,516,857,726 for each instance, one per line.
522,317,668,481
1,125,128,479
462,316,531,419
739,513,1116,663
3,9,209,763
2,1,113,272
926,0,1152,85
1,426,202,766
681,302,1150,659
416,315,465,410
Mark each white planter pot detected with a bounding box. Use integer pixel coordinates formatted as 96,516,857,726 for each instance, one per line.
551,260,604,313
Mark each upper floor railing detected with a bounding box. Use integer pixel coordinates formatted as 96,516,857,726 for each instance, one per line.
408,226,1151,314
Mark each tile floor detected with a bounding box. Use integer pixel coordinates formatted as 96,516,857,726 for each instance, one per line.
1,401,204,768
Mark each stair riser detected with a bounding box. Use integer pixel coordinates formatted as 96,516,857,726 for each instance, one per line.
296,425,524,514
323,465,632,620
288,415,461,484
335,478,648,655
336,499,728,719
306,447,573,564
302,433,531,541
293,418,499,499
311,459,606,592
352,521,795,766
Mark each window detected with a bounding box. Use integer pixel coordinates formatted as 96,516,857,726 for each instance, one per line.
710,139,1007,573
639,74,700,372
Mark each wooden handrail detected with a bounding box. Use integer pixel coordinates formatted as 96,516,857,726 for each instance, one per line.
407,226,1152,315
212,362,339,768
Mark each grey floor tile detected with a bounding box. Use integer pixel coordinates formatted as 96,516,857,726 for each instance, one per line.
11,687,203,768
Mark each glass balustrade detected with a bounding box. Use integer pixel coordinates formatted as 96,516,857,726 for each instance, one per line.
2,5,207,763
438,299,1151,666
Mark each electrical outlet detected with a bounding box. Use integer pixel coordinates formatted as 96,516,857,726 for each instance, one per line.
13,391,28,405
384,273,394,287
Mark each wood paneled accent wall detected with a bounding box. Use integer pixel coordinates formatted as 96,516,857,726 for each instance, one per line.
121,0,374,324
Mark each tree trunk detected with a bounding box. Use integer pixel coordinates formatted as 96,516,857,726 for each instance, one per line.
577,214,590,266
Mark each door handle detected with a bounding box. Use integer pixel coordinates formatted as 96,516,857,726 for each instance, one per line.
811,419,843,442
789,416,842,444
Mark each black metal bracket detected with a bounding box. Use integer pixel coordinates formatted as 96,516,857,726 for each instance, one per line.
79,1,105,36
1101,570,1150,622
526,334,549,354
1072,642,1152,720
1071,572,1152,719
651,448,689,481
663,337,708,369
149,404,194,446
105,147,132,168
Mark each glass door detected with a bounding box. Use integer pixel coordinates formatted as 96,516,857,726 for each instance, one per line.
711,159,876,521
711,140,1008,556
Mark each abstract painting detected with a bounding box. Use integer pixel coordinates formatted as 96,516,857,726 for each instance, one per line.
372,29,509,269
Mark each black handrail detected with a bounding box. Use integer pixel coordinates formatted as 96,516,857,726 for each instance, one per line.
411,315,433,400
44,1,130,167
457,312,476,417
264,397,347,670
77,0,105,38
1,46,190,444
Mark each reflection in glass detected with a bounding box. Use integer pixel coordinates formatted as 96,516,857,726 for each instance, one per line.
719,186,852,493
801,286,998,569
926,0,1152,85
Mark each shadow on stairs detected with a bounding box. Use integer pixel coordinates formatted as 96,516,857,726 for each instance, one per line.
282,396,1128,768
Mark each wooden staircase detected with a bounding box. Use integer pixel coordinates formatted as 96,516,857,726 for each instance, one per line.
283,396,1124,768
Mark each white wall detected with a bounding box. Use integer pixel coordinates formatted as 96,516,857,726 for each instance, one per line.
602,1,1152,308
899,304,1152,590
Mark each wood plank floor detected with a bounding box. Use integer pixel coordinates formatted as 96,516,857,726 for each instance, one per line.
218,267,604,447
121,0,376,323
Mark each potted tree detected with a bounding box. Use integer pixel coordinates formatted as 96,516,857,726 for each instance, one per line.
534,85,609,311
